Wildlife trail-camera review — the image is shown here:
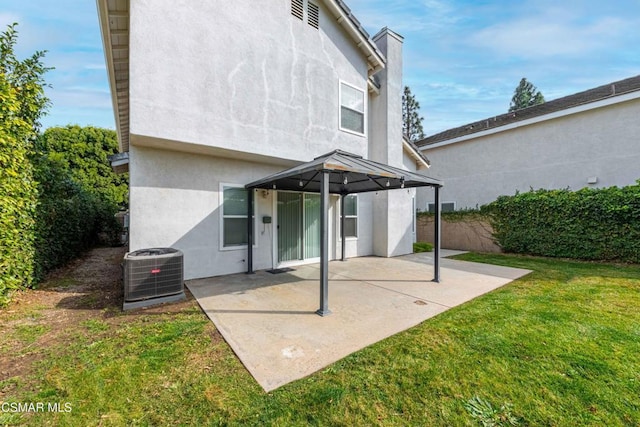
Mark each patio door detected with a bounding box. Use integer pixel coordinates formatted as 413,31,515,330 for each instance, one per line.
277,192,320,263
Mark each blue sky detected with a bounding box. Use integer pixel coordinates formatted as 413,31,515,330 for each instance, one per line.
2,0,640,136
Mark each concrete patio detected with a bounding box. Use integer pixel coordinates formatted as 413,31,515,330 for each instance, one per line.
187,251,531,392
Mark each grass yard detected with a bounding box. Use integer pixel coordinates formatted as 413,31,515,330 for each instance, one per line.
1,250,639,426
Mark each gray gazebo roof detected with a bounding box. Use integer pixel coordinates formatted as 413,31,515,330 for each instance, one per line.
246,150,442,193
245,149,443,317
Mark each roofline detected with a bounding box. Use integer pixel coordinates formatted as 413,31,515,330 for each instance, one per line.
418,74,640,149
324,0,386,74
97,0,383,155
96,0,127,153
245,149,442,192
421,89,640,151
372,26,404,44
402,138,430,169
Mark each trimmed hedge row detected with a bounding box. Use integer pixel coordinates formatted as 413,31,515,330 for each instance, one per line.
32,155,121,281
0,80,39,304
486,183,640,263
0,115,37,306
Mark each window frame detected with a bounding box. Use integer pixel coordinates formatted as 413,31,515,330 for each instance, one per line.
339,194,358,240
219,183,257,251
339,80,366,137
412,196,416,234
427,201,456,213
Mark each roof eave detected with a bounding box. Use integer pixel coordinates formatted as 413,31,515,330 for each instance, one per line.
420,89,640,150
402,138,430,169
96,0,130,153
323,0,386,74
417,74,640,148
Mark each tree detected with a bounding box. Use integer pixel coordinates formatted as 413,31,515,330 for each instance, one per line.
0,23,50,302
36,126,128,208
509,78,545,112
402,85,425,142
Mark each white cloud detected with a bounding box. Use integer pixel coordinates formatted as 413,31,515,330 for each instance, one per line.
468,11,632,58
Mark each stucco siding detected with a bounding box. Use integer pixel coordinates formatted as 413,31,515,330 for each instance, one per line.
402,150,415,171
129,146,374,280
419,98,640,210
129,0,370,162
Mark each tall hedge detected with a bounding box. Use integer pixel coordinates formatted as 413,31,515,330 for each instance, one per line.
0,24,50,304
36,125,128,208
487,183,640,263
31,155,113,280
1,25,125,305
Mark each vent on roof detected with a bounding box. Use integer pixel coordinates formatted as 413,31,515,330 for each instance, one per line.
291,0,303,20
308,2,319,29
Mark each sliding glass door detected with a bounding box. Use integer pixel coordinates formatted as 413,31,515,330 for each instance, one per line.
277,192,320,263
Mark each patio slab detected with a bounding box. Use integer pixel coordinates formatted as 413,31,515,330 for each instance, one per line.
187,251,531,391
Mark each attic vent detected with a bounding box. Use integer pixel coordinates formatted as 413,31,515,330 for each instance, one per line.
308,2,319,29
291,0,303,20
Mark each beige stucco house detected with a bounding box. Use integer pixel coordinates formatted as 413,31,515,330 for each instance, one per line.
97,0,434,281
416,75,640,211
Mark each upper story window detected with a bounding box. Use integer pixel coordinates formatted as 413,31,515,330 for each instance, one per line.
340,82,365,135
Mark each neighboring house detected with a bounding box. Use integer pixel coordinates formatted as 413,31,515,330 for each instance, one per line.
97,0,431,280
416,75,640,211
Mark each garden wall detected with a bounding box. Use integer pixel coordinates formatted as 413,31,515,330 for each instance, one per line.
417,216,501,253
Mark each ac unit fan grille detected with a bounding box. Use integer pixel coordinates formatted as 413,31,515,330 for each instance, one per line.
125,251,184,302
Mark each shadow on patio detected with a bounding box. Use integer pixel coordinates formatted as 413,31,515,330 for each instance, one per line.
187,251,531,392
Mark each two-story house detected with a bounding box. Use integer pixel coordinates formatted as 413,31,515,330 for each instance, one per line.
97,0,433,281
416,75,640,212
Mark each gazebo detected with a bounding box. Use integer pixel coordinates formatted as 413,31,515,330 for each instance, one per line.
245,150,443,316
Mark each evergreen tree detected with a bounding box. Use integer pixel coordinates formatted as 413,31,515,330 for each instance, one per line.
402,86,425,142
509,78,545,112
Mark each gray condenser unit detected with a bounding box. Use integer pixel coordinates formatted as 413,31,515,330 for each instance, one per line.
123,248,186,310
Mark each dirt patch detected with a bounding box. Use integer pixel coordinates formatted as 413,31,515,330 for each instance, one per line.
0,246,199,394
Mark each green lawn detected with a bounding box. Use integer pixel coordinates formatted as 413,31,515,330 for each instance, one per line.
2,254,640,426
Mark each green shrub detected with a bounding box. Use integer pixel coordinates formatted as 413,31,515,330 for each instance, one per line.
0,107,38,303
31,153,123,282
36,125,128,209
486,182,640,263
417,207,487,222
0,23,50,304
413,242,434,253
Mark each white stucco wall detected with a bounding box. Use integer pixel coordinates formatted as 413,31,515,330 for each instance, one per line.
369,29,413,257
402,150,418,243
129,146,374,280
129,0,370,162
124,1,408,279
418,97,640,210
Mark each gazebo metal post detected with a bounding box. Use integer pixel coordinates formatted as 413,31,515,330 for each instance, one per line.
316,171,331,316
340,193,346,261
247,189,254,274
433,185,441,282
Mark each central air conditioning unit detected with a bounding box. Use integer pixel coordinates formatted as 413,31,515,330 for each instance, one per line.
123,248,186,310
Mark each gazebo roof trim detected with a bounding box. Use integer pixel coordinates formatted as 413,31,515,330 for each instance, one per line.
246,150,442,194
